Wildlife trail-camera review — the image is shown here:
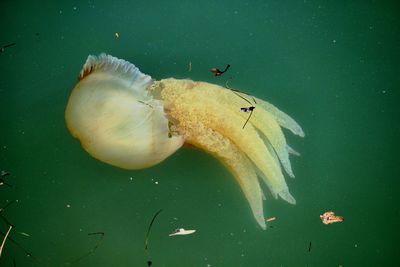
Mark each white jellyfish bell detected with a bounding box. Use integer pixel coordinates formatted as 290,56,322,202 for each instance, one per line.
65,55,184,169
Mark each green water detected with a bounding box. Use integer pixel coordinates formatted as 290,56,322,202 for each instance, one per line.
1,1,399,266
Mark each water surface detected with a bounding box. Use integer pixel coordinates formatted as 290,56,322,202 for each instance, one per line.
1,1,399,266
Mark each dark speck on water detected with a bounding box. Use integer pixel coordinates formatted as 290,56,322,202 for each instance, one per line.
0,43,16,53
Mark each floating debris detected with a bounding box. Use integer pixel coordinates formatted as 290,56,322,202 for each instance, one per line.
2,234,34,258
320,211,344,225
66,232,105,264
225,77,233,89
0,201,16,226
308,241,312,252
226,87,257,129
0,178,12,187
145,210,163,267
17,232,30,237
211,64,230,77
145,209,163,250
0,201,15,213
0,225,12,257
115,32,120,39
0,171,13,187
265,217,276,222
0,43,16,53
169,228,196,236
0,202,34,261
188,61,192,72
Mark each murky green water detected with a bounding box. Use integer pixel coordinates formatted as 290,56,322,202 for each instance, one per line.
1,1,399,266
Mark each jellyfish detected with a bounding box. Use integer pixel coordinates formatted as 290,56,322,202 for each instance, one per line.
65,54,304,229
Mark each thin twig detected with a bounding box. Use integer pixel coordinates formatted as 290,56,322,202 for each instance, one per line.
224,78,257,129
0,201,16,213
66,232,105,264
232,91,252,105
0,214,13,227
0,231,34,258
242,109,254,129
0,43,16,53
145,209,163,251
0,225,12,257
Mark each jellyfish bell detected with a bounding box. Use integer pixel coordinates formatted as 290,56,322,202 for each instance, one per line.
65,54,304,230
65,54,184,169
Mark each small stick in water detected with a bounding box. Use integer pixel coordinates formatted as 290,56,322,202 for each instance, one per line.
265,217,276,222
240,105,255,129
0,231,34,258
66,232,105,264
0,201,15,213
144,209,163,250
0,178,12,187
0,225,12,257
225,84,257,129
145,209,163,267
0,43,16,53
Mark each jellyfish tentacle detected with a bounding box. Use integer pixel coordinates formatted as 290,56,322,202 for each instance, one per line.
287,145,301,156
244,107,295,178
177,120,266,229
187,84,296,178
162,87,291,203
198,101,295,204
254,97,305,138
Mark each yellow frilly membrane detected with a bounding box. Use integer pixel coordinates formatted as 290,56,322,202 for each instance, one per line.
65,54,304,230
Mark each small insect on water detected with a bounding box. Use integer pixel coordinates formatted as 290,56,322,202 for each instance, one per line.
240,106,255,113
